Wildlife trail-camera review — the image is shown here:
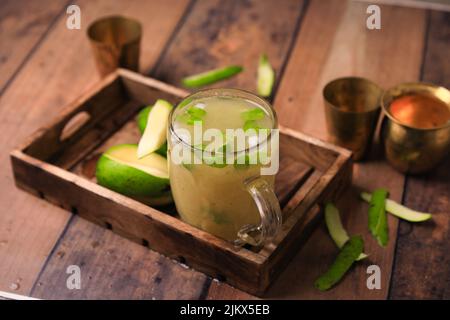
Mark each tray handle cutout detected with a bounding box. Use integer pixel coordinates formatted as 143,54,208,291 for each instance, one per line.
60,111,91,141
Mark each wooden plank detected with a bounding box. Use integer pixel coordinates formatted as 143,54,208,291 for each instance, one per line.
357,0,450,12
0,0,67,92
31,0,307,299
275,1,426,137
153,0,306,92
31,217,208,299
207,281,259,300
0,0,190,295
208,0,426,299
274,156,312,207
267,0,426,300
25,76,127,163
389,10,450,300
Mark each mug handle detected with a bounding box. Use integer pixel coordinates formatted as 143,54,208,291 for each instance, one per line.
235,177,282,246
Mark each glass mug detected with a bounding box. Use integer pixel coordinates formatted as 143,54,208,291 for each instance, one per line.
167,89,282,246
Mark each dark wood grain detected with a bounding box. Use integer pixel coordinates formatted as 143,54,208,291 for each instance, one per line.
207,281,258,300
207,0,427,299
266,0,427,300
275,156,313,208
389,10,450,300
153,0,306,92
2,0,448,300
31,217,208,299
28,0,307,299
0,0,67,93
0,0,190,295
275,2,429,300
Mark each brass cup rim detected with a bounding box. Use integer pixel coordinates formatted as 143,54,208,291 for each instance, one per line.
323,76,383,115
87,15,142,46
381,82,450,132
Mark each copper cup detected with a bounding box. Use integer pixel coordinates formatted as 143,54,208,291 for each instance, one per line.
323,77,383,161
87,15,141,77
381,83,450,174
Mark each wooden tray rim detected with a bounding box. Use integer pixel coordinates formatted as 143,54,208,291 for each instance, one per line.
9,69,353,292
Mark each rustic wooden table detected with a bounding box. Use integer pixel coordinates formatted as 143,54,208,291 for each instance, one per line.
0,0,449,300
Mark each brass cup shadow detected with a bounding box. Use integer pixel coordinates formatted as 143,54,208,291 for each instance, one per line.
323,77,383,161
87,15,142,77
381,83,450,174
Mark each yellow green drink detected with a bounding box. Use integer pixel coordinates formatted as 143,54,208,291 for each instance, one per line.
168,89,281,246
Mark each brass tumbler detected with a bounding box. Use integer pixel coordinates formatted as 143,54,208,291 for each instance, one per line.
323,77,383,161
87,15,141,77
381,83,450,174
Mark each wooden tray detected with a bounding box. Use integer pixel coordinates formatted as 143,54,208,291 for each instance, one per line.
10,69,352,296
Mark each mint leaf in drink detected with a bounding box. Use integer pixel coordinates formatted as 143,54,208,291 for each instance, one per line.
203,154,227,168
182,162,195,171
210,210,231,225
176,113,191,125
368,188,389,247
177,97,193,109
177,106,206,125
187,106,207,118
241,108,265,121
201,143,227,169
187,116,203,125
243,120,261,132
314,235,364,291
233,154,251,170
178,114,203,125
193,143,207,150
